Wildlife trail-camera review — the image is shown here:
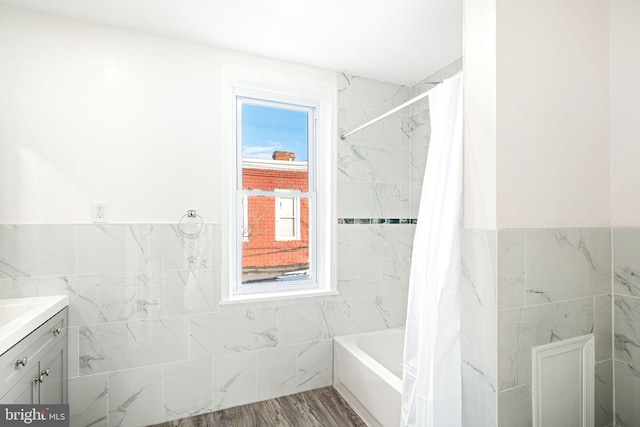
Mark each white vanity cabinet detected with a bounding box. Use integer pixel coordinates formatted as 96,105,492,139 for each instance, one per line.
0,308,68,404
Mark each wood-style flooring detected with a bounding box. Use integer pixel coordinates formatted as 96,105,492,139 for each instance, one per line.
149,387,367,427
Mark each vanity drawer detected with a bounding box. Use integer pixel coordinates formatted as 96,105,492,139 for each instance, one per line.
0,308,68,398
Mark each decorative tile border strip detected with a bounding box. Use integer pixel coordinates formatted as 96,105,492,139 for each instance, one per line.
337,218,418,225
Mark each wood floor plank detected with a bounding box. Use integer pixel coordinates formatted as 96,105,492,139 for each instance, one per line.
286,390,339,426
274,393,325,427
311,387,367,427
149,387,366,427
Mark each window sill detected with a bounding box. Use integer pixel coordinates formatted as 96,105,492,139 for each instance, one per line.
220,288,338,306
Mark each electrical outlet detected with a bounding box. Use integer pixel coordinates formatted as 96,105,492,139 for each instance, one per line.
91,202,108,223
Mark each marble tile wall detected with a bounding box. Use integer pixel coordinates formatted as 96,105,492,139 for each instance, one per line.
334,71,416,358
338,74,412,219
0,222,409,426
11,222,615,427
461,229,498,427
335,61,462,341
338,58,462,221
497,228,613,427
613,227,640,427
462,227,614,427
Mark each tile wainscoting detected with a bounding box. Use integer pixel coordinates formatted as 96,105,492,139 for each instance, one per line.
613,228,640,427
5,221,633,427
462,227,615,427
0,223,410,426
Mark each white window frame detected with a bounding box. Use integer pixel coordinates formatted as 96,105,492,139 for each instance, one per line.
275,189,301,242
220,65,337,304
235,96,317,294
241,195,249,242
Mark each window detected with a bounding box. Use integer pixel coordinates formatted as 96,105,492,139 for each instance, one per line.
237,97,313,288
221,66,336,303
275,190,301,241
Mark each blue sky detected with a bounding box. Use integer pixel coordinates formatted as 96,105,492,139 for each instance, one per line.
241,104,308,161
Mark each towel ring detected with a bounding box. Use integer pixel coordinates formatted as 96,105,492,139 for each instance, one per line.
178,209,204,237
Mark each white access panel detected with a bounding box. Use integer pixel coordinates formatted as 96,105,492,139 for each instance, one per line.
532,334,595,427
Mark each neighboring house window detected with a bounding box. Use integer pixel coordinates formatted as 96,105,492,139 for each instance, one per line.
220,66,336,303
275,190,301,241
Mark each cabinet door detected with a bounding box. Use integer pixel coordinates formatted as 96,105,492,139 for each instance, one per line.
0,364,38,404
37,338,67,404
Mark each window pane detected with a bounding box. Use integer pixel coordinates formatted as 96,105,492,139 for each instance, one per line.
242,195,310,284
240,103,309,192
279,218,295,238
279,198,295,217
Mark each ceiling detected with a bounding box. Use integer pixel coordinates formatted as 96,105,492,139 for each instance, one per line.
0,0,462,85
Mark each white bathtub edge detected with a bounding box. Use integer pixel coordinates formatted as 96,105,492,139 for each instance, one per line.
334,328,404,393
333,328,404,427
333,380,382,427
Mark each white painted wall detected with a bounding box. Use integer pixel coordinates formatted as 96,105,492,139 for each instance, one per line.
463,0,610,230
611,0,640,227
1,1,617,229
463,0,497,230
496,0,610,229
0,6,336,224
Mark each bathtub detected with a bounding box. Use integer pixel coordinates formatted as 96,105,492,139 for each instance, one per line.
333,327,404,427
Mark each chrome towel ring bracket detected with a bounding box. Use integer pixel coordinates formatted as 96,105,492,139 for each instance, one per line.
178,209,204,237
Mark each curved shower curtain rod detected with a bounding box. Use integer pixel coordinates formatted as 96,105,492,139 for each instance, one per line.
339,81,442,140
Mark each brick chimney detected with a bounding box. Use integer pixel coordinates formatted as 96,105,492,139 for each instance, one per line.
272,151,295,161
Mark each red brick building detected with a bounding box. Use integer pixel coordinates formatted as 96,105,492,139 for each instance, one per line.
241,151,309,282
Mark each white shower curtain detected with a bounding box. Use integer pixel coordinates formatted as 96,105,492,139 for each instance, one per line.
401,74,463,427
